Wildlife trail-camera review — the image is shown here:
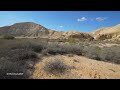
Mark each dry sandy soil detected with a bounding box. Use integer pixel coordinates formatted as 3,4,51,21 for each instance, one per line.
31,54,120,79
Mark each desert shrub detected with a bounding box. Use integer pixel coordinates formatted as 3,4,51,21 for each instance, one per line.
47,43,84,55
10,41,45,52
0,39,48,52
0,49,37,61
47,47,66,55
11,49,37,61
47,42,66,55
0,58,29,79
83,46,101,60
100,46,120,64
41,49,49,55
5,49,37,62
82,45,120,64
44,58,69,75
66,44,84,55
67,37,77,44
0,48,38,79
3,35,15,40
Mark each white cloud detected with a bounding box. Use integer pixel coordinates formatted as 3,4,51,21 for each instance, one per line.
96,17,107,21
77,17,87,22
59,26,63,28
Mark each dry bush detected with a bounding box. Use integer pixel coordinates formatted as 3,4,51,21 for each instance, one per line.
2,35,15,40
100,46,120,64
0,48,38,79
83,45,120,64
0,58,29,79
67,37,77,44
0,49,37,62
0,39,48,52
44,58,69,75
83,46,101,60
47,43,84,55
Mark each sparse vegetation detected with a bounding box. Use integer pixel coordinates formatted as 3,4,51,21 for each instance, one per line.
44,58,68,75
0,38,120,79
0,39,40,79
67,37,77,44
2,35,15,40
47,42,84,55
83,46,101,60
100,46,120,64
0,48,38,79
82,45,120,64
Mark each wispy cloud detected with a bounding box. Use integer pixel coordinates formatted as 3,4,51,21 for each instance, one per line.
59,26,63,28
77,17,87,22
96,17,107,21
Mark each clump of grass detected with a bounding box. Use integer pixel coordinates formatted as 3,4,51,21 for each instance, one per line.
44,58,69,75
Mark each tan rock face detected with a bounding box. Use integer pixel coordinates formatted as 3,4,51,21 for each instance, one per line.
92,24,120,41
68,33,94,40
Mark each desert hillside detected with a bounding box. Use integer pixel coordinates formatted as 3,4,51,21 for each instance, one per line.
0,22,93,40
0,22,120,41
91,24,120,40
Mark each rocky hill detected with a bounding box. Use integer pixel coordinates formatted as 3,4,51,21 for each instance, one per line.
0,22,120,41
0,22,50,38
0,22,94,40
91,24,120,40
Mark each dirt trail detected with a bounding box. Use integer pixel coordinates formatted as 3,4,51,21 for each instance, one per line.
31,55,120,79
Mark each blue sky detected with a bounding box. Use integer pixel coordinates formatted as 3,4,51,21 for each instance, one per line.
0,11,120,32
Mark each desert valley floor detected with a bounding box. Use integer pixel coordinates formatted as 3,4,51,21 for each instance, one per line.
32,54,120,79
0,22,120,79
